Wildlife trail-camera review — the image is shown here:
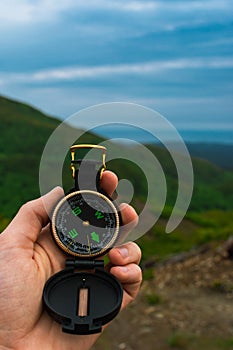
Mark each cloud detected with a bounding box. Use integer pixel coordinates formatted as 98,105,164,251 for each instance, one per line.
1,57,233,85
1,0,232,26
0,1,159,26
0,0,232,136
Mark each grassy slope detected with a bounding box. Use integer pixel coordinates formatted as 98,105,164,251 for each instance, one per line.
0,95,233,261
0,96,60,221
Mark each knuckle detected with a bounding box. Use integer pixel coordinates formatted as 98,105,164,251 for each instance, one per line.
133,264,143,283
20,198,38,213
20,200,33,213
128,241,142,261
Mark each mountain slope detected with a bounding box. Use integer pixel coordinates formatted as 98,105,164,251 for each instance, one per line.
186,142,233,170
0,96,61,218
0,95,102,218
0,95,233,240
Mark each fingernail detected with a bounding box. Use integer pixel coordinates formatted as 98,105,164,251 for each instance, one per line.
118,247,128,258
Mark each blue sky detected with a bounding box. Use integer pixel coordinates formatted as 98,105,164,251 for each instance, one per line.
0,0,233,136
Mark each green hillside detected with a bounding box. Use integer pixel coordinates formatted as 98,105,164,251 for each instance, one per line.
0,96,60,220
0,95,233,262
144,144,233,212
187,143,233,170
0,95,103,221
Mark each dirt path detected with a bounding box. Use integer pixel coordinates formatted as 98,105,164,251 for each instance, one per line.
93,243,233,350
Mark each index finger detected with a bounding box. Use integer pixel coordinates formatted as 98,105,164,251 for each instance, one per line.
100,170,118,196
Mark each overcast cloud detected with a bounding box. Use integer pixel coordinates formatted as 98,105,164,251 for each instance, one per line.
0,0,232,135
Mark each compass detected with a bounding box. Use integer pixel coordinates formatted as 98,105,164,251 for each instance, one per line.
43,144,123,335
51,190,120,258
51,144,121,258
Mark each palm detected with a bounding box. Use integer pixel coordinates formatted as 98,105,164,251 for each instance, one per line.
0,227,105,349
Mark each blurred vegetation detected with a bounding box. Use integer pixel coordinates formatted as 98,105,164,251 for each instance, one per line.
0,95,233,264
166,333,233,350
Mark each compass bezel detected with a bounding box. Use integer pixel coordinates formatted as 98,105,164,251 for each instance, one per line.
51,190,120,258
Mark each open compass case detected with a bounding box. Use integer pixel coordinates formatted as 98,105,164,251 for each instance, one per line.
43,259,123,335
42,144,123,335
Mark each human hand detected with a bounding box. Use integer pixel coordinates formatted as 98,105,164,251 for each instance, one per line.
0,171,142,350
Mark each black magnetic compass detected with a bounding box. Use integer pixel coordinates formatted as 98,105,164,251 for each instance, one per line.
43,144,123,335
52,190,120,258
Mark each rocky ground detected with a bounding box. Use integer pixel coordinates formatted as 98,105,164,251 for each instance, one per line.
93,242,233,350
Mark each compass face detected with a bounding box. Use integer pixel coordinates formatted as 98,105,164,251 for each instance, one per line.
51,190,120,258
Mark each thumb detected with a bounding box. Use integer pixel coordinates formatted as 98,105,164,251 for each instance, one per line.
2,187,64,246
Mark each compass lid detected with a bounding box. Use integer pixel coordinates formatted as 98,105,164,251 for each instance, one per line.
43,264,123,335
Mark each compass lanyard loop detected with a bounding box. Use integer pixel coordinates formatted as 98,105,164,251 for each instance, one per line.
73,160,104,192
70,144,106,192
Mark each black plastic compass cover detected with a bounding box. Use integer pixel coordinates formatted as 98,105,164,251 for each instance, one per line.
43,260,123,335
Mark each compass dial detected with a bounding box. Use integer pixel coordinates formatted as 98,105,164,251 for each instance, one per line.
51,190,120,258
